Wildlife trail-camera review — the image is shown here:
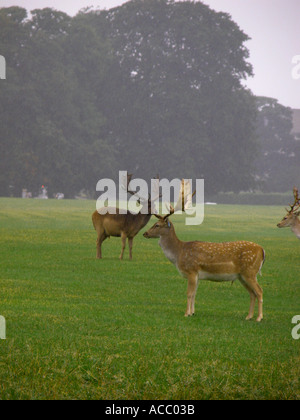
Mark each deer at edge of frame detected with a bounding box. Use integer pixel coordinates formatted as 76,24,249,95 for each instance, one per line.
277,187,300,239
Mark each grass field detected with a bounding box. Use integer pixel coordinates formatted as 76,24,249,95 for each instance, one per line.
0,198,299,400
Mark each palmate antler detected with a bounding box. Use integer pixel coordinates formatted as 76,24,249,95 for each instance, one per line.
172,179,196,212
286,187,300,214
122,173,162,202
121,173,133,195
122,173,147,201
155,179,196,221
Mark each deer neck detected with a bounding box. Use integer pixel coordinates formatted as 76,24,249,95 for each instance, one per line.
159,227,182,265
291,217,300,239
137,212,152,227
134,213,152,230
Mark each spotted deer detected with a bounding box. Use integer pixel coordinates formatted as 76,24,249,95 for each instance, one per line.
277,187,300,239
143,185,265,321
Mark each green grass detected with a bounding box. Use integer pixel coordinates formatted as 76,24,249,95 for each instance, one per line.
0,198,299,400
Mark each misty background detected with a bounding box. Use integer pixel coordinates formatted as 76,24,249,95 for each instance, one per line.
0,0,299,201
2,0,300,109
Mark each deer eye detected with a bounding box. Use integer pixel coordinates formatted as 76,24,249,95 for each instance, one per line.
155,224,160,228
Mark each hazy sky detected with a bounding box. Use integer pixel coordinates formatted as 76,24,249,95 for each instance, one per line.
1,0,300,108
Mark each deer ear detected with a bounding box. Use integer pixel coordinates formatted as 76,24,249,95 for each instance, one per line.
165,218,171,228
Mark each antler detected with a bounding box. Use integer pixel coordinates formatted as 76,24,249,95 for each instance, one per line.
151,174,162,202
121,173,146,201
156,179,196,220
287,187,300,214
121,173,134,195
122,173,164,204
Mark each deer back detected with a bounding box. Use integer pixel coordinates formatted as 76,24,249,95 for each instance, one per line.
93,208,151,238
177,240,265,279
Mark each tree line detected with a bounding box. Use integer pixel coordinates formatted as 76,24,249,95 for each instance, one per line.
0,0,298,198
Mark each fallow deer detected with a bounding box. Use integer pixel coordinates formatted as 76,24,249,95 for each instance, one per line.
92,174,159,260
143,185,265,321
277,187,300,239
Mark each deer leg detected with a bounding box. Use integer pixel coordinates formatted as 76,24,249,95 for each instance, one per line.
185,274,198,317
96,236,101,259
191,278,199,316
240,278,256,320
96,232,107,259
251,281,263,322
239,276,256,320
246,291,256,321
120,232,127,260
240,276,263,322
128,237,133,260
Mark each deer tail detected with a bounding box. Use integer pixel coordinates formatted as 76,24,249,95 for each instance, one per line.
259,249,266,276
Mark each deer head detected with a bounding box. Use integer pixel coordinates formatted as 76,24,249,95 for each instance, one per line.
277,187,300,229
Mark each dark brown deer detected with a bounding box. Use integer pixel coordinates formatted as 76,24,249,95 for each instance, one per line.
92,174,159,260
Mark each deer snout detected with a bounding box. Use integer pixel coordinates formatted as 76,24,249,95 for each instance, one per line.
143,231,150,238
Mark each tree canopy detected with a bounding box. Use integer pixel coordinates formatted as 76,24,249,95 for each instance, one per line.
0,0,298,198
255,97,299,192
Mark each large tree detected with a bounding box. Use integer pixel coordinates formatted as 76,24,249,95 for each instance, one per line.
255,97,300,192
0,1,260,197
94,0,257,192
0,7,115,197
